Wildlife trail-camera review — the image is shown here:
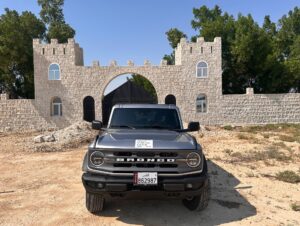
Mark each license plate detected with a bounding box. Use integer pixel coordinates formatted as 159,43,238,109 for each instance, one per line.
134,172,157,185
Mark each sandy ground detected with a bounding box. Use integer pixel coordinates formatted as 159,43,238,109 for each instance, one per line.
0,128,299,226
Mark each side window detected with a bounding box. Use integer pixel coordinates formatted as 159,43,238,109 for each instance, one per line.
49,63,60,80
196,61,208,78
51,97,62,116
196,94,207,113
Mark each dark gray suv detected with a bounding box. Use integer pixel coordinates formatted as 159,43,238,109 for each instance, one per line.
82,104,209,213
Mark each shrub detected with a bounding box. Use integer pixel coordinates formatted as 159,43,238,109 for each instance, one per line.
263,134,270,139
224,149,233,155
237,133,253,140
230,152,243,158
278,135,296,142
229,147,291,163
223,125,234,131
273,142,287,148
276,171,300,183
263,147,292,162
291,202,300,211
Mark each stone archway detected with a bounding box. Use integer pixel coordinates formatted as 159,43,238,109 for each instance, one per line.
101,73,158,125
83,96,95,122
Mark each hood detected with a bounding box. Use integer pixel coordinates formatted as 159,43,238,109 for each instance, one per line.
94,129,197,150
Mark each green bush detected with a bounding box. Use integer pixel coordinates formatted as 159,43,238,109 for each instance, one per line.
276,171,300,183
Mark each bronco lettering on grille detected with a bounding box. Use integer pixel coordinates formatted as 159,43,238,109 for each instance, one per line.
116,158,175,163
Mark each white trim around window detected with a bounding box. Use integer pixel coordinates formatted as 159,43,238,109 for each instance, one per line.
48,63,61,80
196,61,208,78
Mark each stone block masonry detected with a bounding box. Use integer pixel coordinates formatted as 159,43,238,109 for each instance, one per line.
193,92,300,125
0,37,300,132
0,100,54,132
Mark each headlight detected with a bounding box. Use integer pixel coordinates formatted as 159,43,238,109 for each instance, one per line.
90,151,104,167
186,152,201,168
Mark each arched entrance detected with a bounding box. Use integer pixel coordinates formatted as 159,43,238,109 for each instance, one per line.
165,94,176,105
102,73,158,125
83,96,95,122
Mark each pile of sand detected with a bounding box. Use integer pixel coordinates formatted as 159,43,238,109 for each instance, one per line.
31,121,97,152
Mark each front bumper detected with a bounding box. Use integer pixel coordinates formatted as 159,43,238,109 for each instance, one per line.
82,172,208,199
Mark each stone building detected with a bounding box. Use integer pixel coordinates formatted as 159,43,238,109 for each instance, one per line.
0,37,300,132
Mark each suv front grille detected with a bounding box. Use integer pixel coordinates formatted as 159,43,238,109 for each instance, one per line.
111,151,179,169
136,152,156,157
159,152,178,157
113,152,132,156
113,163,178,168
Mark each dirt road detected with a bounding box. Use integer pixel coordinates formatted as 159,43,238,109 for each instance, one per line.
0,128,299,226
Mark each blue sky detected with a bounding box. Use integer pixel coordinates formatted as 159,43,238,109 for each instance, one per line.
1,0,300,66
1,0,299,94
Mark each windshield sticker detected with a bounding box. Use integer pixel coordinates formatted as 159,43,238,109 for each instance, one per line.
135,140,153,149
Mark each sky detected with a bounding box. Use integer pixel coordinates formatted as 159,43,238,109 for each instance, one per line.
1,0,300,94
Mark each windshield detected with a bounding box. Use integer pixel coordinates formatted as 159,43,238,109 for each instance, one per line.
109,108,181,130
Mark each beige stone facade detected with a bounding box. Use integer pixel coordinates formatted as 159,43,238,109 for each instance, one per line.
0,37,300,132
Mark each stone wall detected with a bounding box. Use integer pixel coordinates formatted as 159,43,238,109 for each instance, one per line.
218,92,300,125
1,91,299,132
0,99,54,132
183,88,300,125
0,37,300,132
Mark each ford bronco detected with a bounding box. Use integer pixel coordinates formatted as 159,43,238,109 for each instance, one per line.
82,104,210,213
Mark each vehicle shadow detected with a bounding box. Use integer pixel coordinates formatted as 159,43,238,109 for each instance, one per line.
97,160,257,226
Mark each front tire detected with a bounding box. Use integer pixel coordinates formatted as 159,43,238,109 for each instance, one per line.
86,192,105,213
182,178,210,211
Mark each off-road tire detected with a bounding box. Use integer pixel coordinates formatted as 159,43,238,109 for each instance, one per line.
182,178,210,211
86,192,105,213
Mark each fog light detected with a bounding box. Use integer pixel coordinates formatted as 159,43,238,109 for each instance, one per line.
97,183,104,188
186,183,193,188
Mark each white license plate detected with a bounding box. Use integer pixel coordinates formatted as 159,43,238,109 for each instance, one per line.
134,172,157,185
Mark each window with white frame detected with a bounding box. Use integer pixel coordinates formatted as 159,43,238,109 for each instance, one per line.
196,61,208,77
51,97,62,116
48,63,60,80
196,94,207,113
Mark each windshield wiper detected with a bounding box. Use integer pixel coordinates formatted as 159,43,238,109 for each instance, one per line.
110,125,136,129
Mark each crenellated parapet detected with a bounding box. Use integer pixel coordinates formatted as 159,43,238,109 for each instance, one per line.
144,60,151,66
127,60,134,66
32,38,84,66
160,59,168,66
90,59,159,67
109,60,118,67
174,37,222,66
0,93,9,100
92,60,100,67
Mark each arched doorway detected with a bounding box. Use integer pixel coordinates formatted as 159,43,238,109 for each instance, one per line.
102,73,158,125
165,94,176,105
83,96,95,122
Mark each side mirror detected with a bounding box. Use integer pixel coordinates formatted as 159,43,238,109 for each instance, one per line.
187,122,200,132
92,120,103,130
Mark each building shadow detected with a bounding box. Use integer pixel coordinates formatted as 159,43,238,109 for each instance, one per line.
94,160,257,226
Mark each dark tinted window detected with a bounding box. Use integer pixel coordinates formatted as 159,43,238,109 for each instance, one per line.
109,108,181,130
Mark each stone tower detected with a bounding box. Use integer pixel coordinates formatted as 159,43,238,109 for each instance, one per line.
173,37,223,123
32,38,84,127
